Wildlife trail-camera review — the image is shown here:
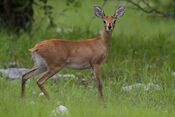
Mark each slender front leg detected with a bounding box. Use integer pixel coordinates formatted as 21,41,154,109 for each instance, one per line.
93,64,103,97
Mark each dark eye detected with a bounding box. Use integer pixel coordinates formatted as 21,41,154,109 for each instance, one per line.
103,20,106,24
113,20,116,24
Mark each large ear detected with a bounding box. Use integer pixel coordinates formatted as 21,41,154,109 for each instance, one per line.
94,6,105,18
114,6,125,18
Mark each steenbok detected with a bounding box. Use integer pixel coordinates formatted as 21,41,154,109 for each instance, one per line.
21,6,125,99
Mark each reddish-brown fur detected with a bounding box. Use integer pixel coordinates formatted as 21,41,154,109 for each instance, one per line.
21,6,125,99
30,35,109,68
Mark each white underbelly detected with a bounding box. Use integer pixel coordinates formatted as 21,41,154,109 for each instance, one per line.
65,63,90,70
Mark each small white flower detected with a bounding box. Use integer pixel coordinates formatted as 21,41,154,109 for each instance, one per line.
172,72,175,76
55,27,62,33
63,28,73,33
58,74,76,78
39,92,44,97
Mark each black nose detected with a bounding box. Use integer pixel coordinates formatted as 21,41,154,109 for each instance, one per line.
108,26,112,29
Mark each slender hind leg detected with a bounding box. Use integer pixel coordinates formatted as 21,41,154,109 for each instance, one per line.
21,66,46,98
37,65,63,99
22,68,38,80
21,52,48,98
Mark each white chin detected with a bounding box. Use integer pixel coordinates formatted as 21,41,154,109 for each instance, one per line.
107,29,113,32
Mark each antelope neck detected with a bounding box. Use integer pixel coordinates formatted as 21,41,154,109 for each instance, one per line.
101,28,112,47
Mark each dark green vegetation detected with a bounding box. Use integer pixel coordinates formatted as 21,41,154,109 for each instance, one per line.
0,1,175,117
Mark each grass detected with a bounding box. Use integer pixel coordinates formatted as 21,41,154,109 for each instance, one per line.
1,74,175,117
0,0,175,117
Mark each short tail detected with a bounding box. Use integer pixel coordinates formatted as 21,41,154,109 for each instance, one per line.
29,47,38,52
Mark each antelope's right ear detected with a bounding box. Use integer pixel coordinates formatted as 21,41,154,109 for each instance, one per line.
94,6,105,18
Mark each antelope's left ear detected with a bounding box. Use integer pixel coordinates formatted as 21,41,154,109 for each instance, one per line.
114,6,125,18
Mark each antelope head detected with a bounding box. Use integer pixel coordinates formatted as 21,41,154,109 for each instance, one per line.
94,6,125,32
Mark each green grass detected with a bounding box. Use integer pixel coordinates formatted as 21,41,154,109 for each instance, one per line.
1,74,175,117
0,0,175,117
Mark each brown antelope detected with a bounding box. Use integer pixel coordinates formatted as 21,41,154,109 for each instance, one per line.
21,6,125,99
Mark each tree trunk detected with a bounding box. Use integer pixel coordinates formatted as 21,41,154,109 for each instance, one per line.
0,0,34,32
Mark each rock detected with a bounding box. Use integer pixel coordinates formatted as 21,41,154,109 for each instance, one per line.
144,82,161,91
51,105,69,116
122,82,161,92
0,68,76,82
0,68,29,80
57,105,68,114
50,74,76,83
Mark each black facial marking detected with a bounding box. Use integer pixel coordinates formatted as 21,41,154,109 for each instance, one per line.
103,20,106,24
